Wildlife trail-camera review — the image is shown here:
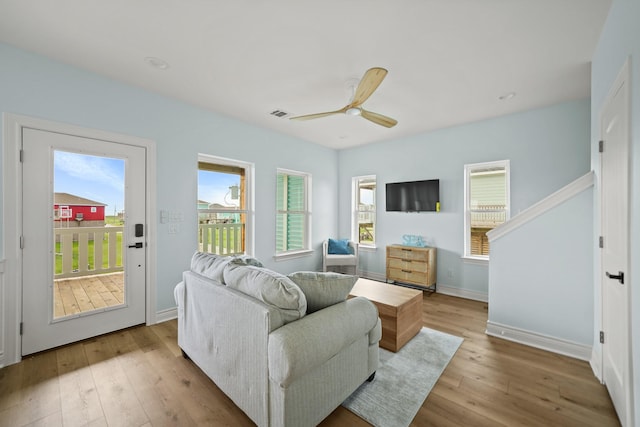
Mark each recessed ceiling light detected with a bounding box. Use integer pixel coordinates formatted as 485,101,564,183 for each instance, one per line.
499,92,516,101
144,56,170,70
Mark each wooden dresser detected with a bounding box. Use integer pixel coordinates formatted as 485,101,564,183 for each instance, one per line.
386,245,437,291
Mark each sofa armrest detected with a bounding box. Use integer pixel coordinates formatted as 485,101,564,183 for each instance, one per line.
268,296,379,386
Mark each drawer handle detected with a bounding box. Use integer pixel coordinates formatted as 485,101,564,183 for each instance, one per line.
402,249,412,252
402,269,412,273
401,259,412,263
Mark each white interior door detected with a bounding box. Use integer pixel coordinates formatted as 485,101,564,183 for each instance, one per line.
21,128,147,355
600,62,632,426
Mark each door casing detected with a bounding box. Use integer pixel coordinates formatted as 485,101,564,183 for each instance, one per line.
596,58,633,426
2,113,157,366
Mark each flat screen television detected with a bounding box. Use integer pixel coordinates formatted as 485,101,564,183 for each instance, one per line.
385,179,440,212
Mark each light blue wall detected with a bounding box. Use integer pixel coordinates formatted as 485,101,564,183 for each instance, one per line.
0,43,338,312
591,0,640,420
338,100,591,297
489,187,594,345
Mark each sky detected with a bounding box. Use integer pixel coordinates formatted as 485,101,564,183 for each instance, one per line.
54,151,125,215
198,170,241,207
54,152,243,214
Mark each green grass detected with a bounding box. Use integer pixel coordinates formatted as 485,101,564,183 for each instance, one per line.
55,233,123,274
105,215,124,226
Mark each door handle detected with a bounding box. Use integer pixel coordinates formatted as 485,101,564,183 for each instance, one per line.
606,271,624,284
128,242,143,249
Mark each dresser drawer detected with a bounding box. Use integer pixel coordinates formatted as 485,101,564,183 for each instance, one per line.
386,245,437,289
387,257,429,273
387,246,429,262
387,268,428,285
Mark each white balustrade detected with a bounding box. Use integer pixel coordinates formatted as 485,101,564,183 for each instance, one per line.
199,223,244,255
54,226,124,279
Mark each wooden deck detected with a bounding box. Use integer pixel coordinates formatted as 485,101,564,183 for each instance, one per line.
53,272,124,319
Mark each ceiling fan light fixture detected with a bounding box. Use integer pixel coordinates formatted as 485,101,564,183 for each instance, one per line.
346,107,362,116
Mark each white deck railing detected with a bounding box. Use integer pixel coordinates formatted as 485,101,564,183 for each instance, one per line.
55,226,124,279
199,222,244,255
470,204,507,228
55,222,245,279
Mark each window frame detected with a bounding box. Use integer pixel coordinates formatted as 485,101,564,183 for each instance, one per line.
274,168,312,260
197,154,255,256
463,160,510,262
351,175,377,249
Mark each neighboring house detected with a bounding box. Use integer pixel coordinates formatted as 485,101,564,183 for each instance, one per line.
54,192,107,227
210,203,238,223
198,201,238,224
197,199,211,223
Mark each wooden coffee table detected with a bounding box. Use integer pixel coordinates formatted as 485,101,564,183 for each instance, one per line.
350,278,423,352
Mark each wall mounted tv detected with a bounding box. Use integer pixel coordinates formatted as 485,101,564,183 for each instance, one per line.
385,179,440,212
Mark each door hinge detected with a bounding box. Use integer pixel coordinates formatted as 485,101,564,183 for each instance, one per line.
600,331,605,344
19,149,24,162
599,140,604,153
599,236,604,248
20,322,24,336
20,235,24,249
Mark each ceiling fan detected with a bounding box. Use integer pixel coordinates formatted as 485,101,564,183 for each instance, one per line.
289,67,398,128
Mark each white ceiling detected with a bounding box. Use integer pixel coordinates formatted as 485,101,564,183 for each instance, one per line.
0,0,612,149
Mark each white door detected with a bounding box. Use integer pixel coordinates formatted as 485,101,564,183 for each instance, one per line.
21,128,147,355
600,62,632,426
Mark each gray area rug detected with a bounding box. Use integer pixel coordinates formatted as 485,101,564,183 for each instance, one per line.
342,327,463,427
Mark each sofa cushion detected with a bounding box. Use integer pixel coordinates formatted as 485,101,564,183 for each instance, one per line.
327,238,351,254
230,255,264,268
190,252,263,283
287,271,358,314
190,252,231,282
224,264,307,323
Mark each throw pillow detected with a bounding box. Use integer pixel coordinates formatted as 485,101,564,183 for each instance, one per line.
229,255,264,268
224,264,307,323
190,252,264,284
287,271,358,313
328,238,351,255
190,251,233,283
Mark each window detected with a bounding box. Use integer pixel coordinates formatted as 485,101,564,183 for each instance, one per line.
464,160,510,259
276,169,311,256
198,155,253,256
352,175,376,247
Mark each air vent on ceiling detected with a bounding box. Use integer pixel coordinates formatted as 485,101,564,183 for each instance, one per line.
270,109,291,118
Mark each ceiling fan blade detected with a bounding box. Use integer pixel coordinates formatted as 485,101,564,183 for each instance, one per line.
289,108,346,121
349,67,388,108
360,109,398,128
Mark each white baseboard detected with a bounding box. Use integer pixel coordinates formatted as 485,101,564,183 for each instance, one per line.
436,284,488,302
590,347,603,382
486,321,592,361
359,271,387,282
155,307,177,323
359,272,489,303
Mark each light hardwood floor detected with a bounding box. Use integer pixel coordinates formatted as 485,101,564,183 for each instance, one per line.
0,293,620,426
